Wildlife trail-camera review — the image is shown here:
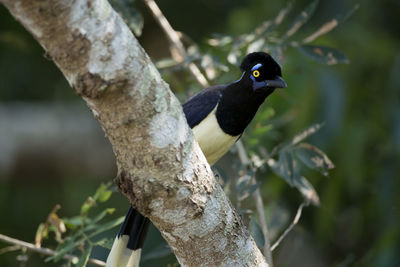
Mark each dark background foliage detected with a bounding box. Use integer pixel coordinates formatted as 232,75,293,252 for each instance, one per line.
0,0,399,266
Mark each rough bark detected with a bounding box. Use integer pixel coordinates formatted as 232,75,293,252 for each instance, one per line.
0,0,268,266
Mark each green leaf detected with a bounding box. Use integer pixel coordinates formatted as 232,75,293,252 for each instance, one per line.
63,216,84,230
76,245,92,267
47,216,124,262
47,238,79,262
201,54,218,80
95,238,115,250
284,0,319,39
294,143,335,175
236,175,251,193
35,223,49,247
301,4,359,44
252,124,273,137
208,34,233,47
298,45,349,65
98,190,112,203
229,0,294,62
271,153,321,205
80,197,95,216
293,176,320,206
89,216,125,237
248,137,260,147
249,218,265,250
267,0,294,30
227,49,241,65
271,150,293,186
81,184,113,215
335,3,360,24
125,8,144,37
269,149,303,187
93,183,113,203
247,181,261,195
257,107,275,121
110,0,144,36
92,208,116,224
238,181,261,201
271,124,319,156
290,123,323,146
79,208,116,234
247,39,266,54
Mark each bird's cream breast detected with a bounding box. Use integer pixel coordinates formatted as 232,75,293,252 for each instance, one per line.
192,105,239,165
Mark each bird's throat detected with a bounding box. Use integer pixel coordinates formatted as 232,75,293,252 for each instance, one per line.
216,83,268,136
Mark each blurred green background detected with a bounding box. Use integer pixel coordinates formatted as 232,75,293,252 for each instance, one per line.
0,0,399,266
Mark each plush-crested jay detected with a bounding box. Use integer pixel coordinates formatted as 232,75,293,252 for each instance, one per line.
106,52,286,266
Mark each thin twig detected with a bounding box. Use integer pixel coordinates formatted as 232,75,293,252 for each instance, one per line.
236,140,250,165
0,234,106,267
236,141,274,267
0,245,21,255
302,19,338,44
142,0,209,87
253,182,273,261
270,200,307,251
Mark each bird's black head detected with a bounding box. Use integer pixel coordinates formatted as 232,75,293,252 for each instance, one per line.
240,52,287,91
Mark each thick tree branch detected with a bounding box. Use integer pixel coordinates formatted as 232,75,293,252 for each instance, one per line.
0,0,267,266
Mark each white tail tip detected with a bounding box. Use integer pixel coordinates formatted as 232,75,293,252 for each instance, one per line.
106,236,141,267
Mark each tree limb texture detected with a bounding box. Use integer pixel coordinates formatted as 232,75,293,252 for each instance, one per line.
0,0,268,266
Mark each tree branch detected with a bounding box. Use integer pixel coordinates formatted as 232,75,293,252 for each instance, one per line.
253,180,273,265
0,234,106,266
142,0,209,87
271,201,307,251
0,0,267,266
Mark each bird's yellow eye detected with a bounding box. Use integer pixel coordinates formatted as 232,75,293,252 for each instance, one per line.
253,70,260,78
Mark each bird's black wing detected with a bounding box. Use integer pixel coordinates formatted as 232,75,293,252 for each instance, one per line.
182,85,224,128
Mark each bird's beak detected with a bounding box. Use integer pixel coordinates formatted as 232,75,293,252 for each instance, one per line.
265,76,287,88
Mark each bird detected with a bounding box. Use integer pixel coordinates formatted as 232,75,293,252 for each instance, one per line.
106,52,286,267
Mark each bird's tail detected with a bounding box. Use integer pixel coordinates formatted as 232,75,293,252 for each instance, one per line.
106,206,150,267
